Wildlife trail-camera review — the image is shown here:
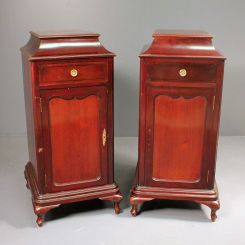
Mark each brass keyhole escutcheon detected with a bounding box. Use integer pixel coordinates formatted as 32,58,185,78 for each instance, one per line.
102,128,107,146
70,69,78,77
179,68,187,77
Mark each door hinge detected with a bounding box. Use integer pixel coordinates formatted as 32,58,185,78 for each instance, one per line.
39,97,43,113
207,170,210,183
212,96,216,111
44,173,47,187
102,128,107,146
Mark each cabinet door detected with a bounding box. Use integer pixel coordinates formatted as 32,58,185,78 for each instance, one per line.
144,86,215,189
40,86,109,192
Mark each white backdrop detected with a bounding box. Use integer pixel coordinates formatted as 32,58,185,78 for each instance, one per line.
0,0,244,136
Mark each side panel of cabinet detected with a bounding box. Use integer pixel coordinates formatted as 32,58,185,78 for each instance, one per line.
40,86,109,192
144,86,216,189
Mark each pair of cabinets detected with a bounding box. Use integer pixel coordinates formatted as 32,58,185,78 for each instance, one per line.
22,30,225,226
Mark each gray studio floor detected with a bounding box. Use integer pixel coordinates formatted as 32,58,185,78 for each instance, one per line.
0,136,244,244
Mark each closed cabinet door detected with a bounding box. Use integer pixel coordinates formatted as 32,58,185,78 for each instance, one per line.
144,86,216,189
40,86,109,192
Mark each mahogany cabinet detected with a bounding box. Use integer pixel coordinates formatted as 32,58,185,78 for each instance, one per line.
130,30,225,221
21,31,122,226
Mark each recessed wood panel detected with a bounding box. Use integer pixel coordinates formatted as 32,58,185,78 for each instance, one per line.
152,95,207,182
49,95,101,186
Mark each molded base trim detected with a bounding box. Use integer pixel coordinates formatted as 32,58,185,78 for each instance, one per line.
24,162,122,226
130,182,220,222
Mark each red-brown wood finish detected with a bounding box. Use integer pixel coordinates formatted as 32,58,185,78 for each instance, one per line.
130,30,225,221
49,95,101,187
21,31,122,226
152,95,206,182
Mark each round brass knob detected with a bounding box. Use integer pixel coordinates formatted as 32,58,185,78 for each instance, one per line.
38,147,43,153
179,68,187,77
70,69,78,77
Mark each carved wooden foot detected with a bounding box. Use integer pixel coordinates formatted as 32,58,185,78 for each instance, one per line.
36,215,44,227
129,193,153,217
114,202,121,214
24,170,30,189
99,190,123,214
131,204,138,217
211,208,218,222
33,203,60,227
199,200,220,222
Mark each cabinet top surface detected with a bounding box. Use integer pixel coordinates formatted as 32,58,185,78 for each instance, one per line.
21,30,114,60
140,29,225,59
30,30,100,39
153,29,212,38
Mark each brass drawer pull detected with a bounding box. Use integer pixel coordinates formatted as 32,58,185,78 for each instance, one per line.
179,68,187,77
70,69,78,77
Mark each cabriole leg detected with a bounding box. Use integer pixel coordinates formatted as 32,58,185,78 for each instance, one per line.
211,208,218,222
199,200,220,222
114,202,121,214
33,204,60,227
99,190,123,214
130,204,138,217
129,193,153,217
36,215,44,227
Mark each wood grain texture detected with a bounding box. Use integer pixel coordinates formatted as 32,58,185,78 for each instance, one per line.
21,31,122,226
25,162,122,226
144,85,215,189
49,95,101,186
141,30,225,59
21,31,115,61
147,62,216,82
130,183,220,220
152,95,206,182
41,86,109,192
130,30,225,221
39,61,107,84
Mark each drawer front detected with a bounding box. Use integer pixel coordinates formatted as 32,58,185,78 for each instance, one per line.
147,62,217,82
39,62,108,84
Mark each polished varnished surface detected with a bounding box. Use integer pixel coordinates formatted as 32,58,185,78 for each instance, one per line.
141,30,225,59
30,30,100,38
49,95,101,186
21,31,122,226
39,61,107,84
147,61,216,82
144,85,216,189
130,30,225,220
153,29,212,38
152,95,206,182
21,31,115,60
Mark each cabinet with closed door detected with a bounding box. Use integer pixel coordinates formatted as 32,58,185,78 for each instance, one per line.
130,30,225,221
22,31,122,226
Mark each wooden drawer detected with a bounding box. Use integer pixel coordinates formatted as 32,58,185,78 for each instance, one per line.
147,62,217,82
39,61,108,85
